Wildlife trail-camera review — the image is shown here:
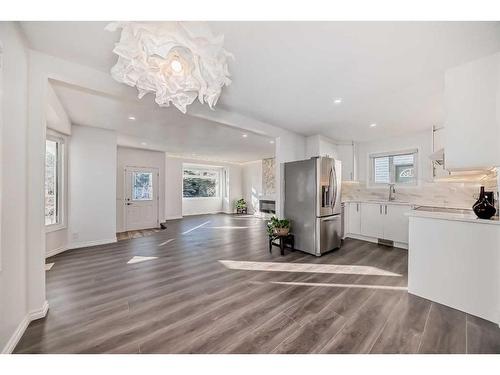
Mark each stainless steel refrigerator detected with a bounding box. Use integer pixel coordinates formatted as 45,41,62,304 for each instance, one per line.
284,157,342,256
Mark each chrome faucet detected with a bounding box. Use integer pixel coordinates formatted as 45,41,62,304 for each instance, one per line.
388,184,396,201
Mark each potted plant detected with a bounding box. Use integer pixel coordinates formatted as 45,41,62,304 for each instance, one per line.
267,216,291,236
235,198,247,214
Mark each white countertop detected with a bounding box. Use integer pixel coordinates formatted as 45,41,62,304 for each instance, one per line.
407,208,500,225
343,200,414,206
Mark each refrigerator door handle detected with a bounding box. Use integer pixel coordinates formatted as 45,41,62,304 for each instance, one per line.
330,165,337,210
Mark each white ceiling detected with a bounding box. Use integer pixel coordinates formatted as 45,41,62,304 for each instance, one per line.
50,80,275,163
21,21,500,142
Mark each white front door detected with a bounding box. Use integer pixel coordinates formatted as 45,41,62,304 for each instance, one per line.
124,167,159,231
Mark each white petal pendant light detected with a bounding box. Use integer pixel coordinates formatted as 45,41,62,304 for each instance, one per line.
106,21,233,114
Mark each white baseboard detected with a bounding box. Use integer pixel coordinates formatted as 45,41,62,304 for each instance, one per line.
68,237,117,250
46,245,68,258
1,300,49,354
165,215,183,220
182,211,223,216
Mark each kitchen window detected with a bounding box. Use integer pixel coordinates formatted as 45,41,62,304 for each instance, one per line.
45,134,66,229
369,149,418,186
183,167,221,198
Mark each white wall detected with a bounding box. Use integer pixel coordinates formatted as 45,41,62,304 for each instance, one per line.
165,156,183,219
275,132,307,217
46,83,71,136
69,125,117,248
242,161,263,214
0,22,31,353
165,156,243,218
116,146,166,232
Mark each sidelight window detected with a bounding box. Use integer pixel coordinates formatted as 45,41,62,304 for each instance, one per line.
45,134,65,228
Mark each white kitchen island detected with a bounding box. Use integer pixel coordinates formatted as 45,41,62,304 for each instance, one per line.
407,208,500,326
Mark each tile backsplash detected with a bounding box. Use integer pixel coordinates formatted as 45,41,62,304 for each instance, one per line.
342,169,498,209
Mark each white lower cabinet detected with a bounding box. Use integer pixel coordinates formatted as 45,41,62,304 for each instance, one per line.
345,201,411,246
383,204,410,243
347,202,361,235
360,203,384,238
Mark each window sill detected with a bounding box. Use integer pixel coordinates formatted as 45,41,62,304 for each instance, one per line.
45,223,67,233
182,197,221,200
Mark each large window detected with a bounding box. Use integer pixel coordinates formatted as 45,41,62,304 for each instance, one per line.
370,150,417,185
183,167,220,198
45,135,65,227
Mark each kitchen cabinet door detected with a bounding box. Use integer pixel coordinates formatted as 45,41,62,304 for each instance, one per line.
347,202,361,235
336,143,355,181
360,203,383,239
444,52,500,169
383,204,411,243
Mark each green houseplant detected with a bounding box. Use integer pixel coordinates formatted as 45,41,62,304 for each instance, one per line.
267,216,291,236
235,198,247,214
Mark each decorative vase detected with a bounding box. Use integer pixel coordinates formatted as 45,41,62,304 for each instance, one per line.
473,186,496,220
274,227,289,236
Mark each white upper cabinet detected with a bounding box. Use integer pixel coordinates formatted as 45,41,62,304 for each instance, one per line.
336,143,356,181
444,52,500,170
305,135,356,181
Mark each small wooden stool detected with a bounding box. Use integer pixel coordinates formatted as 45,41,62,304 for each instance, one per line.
269,233,295,256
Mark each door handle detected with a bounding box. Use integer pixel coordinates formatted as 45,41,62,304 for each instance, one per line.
331,166,337,208
126,203,132,206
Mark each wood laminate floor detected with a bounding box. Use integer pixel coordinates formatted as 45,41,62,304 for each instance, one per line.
15,214,500,354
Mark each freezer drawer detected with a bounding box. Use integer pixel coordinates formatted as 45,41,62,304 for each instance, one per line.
315,215,342,255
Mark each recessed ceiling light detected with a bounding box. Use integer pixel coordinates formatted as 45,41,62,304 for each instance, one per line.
370,123,377,128
128,116,136,120
269,140,275,144
242,134,248,138
140,142,147,146
333,98,343,105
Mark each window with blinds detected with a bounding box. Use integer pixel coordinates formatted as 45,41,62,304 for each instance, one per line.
370,150,417,185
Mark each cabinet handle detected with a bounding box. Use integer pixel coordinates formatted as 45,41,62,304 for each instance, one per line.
385,205,387,215
380,205,382,214
356,203,359,212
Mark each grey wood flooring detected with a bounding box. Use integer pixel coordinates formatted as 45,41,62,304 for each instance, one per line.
14,214,500,354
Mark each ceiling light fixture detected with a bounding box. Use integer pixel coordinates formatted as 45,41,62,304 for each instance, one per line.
270,140,275,144
370,123,377,128
333,98,343,105
106,22,233,114
140,142,147,146
242,134,248,138
128,116,136,120
170,58,183,74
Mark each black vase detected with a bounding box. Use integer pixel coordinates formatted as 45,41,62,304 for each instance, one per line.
473,186,496,220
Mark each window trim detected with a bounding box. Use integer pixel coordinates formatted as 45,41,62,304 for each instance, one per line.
368,148,418,188
182,165,222,199
45,131,67,232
